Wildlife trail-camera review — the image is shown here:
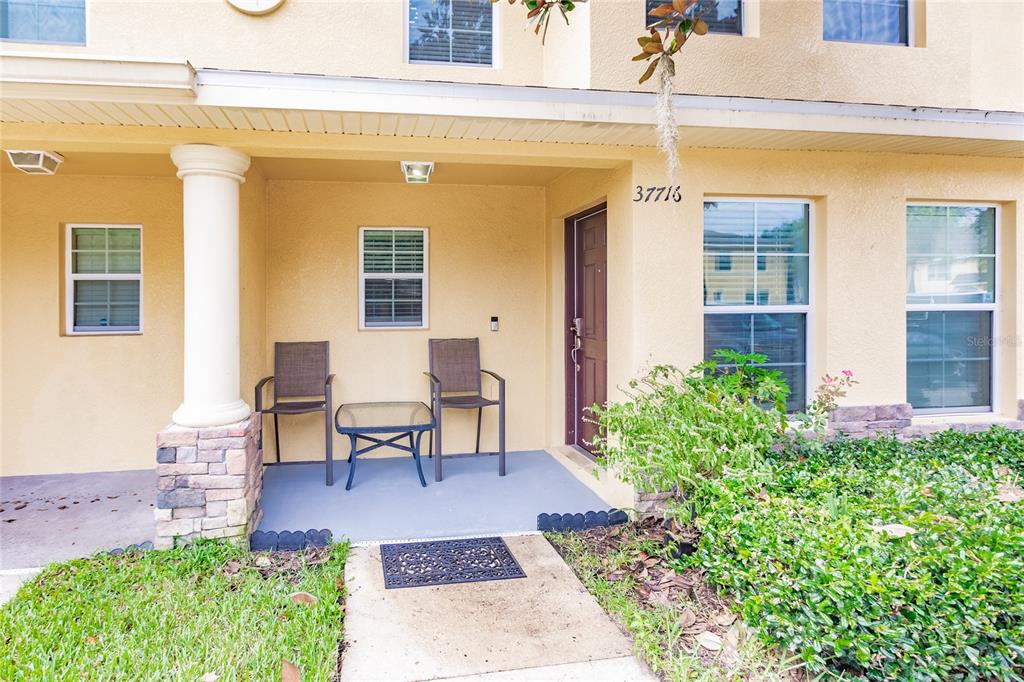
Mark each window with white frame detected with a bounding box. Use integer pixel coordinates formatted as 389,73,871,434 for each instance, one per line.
823,0,908,45
645,0,742,35
66,224,142,334
906,205,996,413
1,0,86,44
703,200,811,412
408,0,493,66
360,228,428,329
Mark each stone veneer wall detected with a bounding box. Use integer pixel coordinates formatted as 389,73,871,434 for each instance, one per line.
830,403,1024,438
154,413,263,549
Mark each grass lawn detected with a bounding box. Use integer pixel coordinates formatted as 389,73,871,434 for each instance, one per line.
548,521,804,682
0,541,348,681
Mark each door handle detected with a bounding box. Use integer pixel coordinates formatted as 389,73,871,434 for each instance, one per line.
570,336,581,368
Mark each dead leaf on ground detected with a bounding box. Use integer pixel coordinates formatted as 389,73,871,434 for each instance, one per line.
85,636,98,645
679,607,697,629
695,631,722,651
281,660,300,682
646,591,674,608
870,523,916,538
255,555,272,568
201,674,219,682
223,560,241,575
289,591,319,607
996,483,1024,503
715,611,738,626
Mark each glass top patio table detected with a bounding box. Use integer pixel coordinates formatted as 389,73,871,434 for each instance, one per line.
334,401,434,434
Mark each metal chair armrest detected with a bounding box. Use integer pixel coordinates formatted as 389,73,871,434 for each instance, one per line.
254,376,274,412
480,369,505,386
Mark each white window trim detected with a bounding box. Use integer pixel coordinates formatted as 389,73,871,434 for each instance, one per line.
703,197,815,408
64,223,143,336
906,201,999,416
404,0,498,69
823,0,913,47
358,226,430,331
0,0,88,46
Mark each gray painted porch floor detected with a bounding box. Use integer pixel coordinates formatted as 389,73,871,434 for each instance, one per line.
258,450,609,543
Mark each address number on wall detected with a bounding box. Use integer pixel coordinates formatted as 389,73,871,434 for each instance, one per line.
634,186,682,203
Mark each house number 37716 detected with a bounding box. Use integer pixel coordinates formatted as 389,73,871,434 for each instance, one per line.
634,186,682,202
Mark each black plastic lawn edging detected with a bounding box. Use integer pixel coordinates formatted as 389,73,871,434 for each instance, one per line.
249,528,332,552
537,509,629,532
108,541,154,556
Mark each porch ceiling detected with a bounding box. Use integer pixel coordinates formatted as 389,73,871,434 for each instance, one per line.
1,53,1022,158
0,150,575,186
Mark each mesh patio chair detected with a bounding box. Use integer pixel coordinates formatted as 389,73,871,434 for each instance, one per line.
424,338,505,481
255,341,335,484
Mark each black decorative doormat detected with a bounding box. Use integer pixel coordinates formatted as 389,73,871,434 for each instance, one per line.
380,537,526,589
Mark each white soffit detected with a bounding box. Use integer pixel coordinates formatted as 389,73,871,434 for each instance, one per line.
1,54,1022,156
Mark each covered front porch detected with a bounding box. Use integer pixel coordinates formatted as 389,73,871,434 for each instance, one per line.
258,450,610,543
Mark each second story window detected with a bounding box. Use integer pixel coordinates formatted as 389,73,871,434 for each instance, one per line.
823,0,908,45
0,0,85,44
409,0,493,66
645,0,742,35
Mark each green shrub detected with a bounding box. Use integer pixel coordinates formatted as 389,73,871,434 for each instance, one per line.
689,429,1024,681
592,350,789,496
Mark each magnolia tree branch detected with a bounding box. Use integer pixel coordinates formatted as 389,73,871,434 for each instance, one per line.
493,0,706,181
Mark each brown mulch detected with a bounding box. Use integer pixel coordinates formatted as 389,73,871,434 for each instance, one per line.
551,517,803,678
221,545,334,585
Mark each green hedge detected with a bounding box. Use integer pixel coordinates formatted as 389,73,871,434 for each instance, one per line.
691,428,1024,681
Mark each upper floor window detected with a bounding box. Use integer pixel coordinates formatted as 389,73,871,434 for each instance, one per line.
906,205,996,414
408,0,493,66
0,0,85,44
645,0,742,35
703,200,812,412
823,0,908,45
66,225,142,335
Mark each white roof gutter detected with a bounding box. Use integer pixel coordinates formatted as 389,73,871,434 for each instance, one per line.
196,68,1024,143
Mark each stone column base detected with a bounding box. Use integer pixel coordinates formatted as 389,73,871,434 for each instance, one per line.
154,413,262,550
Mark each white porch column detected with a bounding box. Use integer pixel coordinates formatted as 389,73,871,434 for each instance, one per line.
170,144,251,427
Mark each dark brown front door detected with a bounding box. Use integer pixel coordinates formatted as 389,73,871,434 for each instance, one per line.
566,206,608,452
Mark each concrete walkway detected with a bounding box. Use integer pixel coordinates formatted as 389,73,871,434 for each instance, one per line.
0,469,155,570
342,534,655,682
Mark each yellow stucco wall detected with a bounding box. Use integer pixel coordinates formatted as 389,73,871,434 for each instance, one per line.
263,179,548,461
0,174,183,476
1,145,1021,476
591,0,1023,111
0,166,266,476
3,0,1018,110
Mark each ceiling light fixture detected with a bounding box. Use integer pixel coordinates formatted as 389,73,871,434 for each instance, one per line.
5,150,64,175
401,161,434,184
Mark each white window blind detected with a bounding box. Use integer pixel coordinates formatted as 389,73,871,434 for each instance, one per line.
703,200,812,411
66,224,142,334
408,0,493,66
906,205,996,413
1,0,86,44
359,228,429,329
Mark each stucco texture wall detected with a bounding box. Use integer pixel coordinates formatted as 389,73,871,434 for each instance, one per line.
589,0,1023,111
0,167,266,476
619,147,1023,415
263,180,547,461
9,0,544,87
0,174,183,476
6,1,1018,111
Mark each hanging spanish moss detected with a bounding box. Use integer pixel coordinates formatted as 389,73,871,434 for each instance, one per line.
654,54,680,186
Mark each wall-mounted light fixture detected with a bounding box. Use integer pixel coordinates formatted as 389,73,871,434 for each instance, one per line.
401,161,434,184
5,150,64,175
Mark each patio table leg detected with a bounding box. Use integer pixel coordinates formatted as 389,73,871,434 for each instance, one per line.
345,433,359,491
412,431,427,487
